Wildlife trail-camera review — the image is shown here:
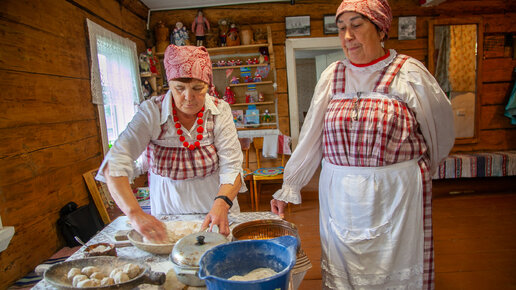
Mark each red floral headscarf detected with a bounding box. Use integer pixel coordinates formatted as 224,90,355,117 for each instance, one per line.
336,0,392,39
163,45,213,86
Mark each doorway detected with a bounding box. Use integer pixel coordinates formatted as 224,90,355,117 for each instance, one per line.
285,37,342,148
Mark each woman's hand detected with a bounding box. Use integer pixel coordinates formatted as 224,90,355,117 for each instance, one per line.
202,199,231,236
271,199,288,219
128,211,168,243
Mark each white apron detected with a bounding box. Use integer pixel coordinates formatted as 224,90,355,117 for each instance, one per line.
319,159,424,289
149,168,240,216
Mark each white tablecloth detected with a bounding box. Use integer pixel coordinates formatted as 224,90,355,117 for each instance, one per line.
33,212,282,289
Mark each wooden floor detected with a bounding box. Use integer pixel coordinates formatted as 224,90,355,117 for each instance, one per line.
238,171,516,289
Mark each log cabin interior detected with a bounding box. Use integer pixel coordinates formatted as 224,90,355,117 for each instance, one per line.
0,0,515,288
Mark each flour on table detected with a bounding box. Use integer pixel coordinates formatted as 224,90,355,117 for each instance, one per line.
228,268,278,281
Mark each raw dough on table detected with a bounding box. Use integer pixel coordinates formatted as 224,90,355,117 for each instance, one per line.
142,221,203,244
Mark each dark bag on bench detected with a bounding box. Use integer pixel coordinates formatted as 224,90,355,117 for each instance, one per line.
57,202,104,247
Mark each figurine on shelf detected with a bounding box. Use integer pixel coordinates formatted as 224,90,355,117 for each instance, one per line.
258,92,265,102
230,76,240,84
244,75,253,83
223,86,236,104
246,58,253,65
253,72,262,82
252,58,259,64
171,22,189,46
191,9,210,47
259,47,270,62
227,59,236,66
209,86,220,99
226,23,240,46
146,48,159,74
139,53,150,74
262,109,272,122
235,59,242,66
218,19,229,47
216,60,226,67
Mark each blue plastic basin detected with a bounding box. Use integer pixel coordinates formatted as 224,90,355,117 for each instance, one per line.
198,235,298,290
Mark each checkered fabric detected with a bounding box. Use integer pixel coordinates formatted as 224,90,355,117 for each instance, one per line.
145,95,220,180
324,54,434,289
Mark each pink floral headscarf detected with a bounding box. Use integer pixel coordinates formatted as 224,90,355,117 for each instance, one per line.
163,45,212,86
336,0,392,39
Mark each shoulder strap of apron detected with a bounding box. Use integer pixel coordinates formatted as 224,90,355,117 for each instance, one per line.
373,54,410,94
332,61,346,95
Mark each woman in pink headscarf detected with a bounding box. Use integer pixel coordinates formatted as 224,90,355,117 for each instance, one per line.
96,45,244,241
270,0,454,288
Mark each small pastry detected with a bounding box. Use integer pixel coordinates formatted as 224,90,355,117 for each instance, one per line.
67,267,81,280
122,263,141,279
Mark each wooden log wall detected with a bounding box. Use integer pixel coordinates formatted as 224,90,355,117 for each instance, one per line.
0,0,148,287
151,0,516,155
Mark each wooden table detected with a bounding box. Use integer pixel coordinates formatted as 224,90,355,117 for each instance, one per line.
33,212,290,289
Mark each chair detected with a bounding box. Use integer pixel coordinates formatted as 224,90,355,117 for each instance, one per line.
239,138,255,210
252,137,287,211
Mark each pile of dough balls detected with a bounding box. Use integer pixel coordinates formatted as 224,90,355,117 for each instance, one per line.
66,263,141,287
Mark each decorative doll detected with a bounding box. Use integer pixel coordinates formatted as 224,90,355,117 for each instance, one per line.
191,10,210,46
258,92,265,102
226,23,240,46
244,75,252,83
209,86,220,99
262,109,272,122
146,48,159,74
139,53,150,73
218,19,229,47
223,86,236,104
230,76,240,84
216,60,226,67
253,72,262,82
171,22,189,46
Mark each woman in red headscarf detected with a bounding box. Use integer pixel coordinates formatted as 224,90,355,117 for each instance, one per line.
270,0,454,288
96,45,244,241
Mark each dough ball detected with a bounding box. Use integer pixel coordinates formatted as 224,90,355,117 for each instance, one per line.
109,268,123,278
113,271,130,283
72,274,88,287
67,267,81,280
122,263,141,279
81,266,101,277
100,277,115,286
90,271,105,280
76,278,100,288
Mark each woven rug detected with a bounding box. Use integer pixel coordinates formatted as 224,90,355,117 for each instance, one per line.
8,246,80,289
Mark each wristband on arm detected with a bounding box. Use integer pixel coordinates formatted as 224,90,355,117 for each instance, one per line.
214,195,233,209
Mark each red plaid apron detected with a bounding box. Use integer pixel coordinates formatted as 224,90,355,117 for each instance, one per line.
324,54,434,289
145,95,219,180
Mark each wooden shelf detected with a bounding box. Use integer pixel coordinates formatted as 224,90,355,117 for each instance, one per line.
237,125,277,131
230,101,274,106
212,63,269,70
229,81,272,87
207,43,268,55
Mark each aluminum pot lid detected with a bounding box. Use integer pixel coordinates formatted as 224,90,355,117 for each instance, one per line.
170,231,227,267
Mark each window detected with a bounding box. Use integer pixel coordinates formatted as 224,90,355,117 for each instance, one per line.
86,19,143,153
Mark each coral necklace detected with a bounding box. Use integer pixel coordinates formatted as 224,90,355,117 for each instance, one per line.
173,105,205,151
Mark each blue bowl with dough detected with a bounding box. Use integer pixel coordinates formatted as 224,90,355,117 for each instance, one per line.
198,235,297,290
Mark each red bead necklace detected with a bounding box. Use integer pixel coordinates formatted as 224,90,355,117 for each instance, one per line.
173,105,205,151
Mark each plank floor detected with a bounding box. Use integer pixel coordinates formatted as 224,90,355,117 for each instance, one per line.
238,171,516,289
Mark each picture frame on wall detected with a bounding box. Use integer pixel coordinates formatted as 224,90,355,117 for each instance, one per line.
285,16,310,37
323,14,338,34
398,16,417,40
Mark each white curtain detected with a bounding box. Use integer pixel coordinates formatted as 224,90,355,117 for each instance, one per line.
86,19,143,146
